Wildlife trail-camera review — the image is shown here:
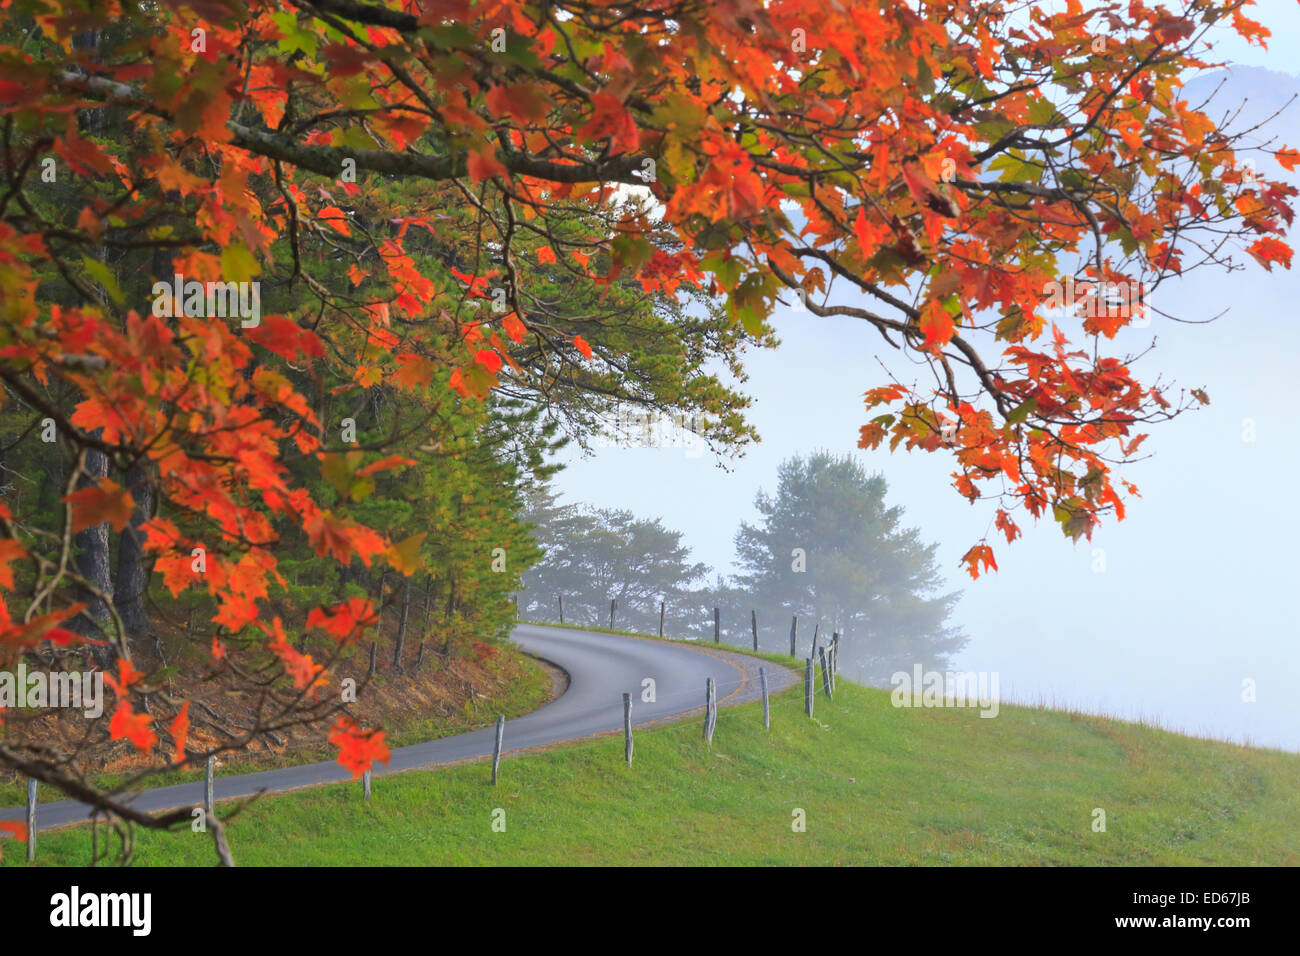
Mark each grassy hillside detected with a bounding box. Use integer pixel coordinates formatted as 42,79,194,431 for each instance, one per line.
9,673,1298,866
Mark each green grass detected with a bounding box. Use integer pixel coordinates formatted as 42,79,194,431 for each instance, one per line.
9,677,1298,866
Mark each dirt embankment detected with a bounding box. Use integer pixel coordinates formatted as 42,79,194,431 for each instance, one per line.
2,626,556,786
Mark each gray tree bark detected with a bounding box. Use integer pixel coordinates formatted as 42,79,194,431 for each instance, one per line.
392,578,411,671
73,447,116,667
113,462,154,653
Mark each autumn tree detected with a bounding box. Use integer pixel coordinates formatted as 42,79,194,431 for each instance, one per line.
0,0,1294,862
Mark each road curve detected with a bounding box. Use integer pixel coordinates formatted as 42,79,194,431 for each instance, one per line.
2,624,795,831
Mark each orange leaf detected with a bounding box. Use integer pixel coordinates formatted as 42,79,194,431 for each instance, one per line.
356,455,415,478
105,658,146,697
485,83,549,124
169,702,190,763
329,717,391,778
155,551,196,597
266,617,327,691
306,598,376,642
573,335,592,359
64,479,134,534
0,538,26,589
901,159,958,217
1246,236,1292,271
393,353,435,390
246,315,326,361
318,205,351,236
474,348,503,374
109,701,157,754
919,301,955,349
577,92,639,155
467,148,507,182
502,312,527,343
960,543,998,580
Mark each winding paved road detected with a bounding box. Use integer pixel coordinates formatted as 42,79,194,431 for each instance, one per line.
1,624,796,831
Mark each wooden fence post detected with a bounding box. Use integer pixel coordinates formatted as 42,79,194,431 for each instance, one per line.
789,615,798,657
558,592,564,624
810,622,819,661
713,607,720,643
658,600,665,638
363,769,372,801
819,646,832,700
830,633,839,691
751,610,758,651
25,778,36,862
704,677,716,742
492,714,505,784
623,693,634,766
609,598,617,630
804,658,814,717
204,755,214,815
760,667,770,730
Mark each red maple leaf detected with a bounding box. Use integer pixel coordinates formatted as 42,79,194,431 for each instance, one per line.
64,479,135,534
109,701,157,754
1246,236,1292,271
960,543,999,580
329,717,391,778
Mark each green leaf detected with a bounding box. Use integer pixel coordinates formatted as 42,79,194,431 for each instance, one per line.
915,57,935,96
1026,97,1058,127
322,451,363,500
271,11,318,58
973,119,1015,143
1005,397,1038,425
989,152,1041,183
82,257,123,305
220,243,261,282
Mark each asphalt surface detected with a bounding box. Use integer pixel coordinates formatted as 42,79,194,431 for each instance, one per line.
1,623,795,831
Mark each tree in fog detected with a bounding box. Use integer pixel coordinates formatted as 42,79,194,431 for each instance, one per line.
733,452,966,679
520,488,707,632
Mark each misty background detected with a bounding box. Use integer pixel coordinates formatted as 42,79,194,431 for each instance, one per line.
528,20,1300,752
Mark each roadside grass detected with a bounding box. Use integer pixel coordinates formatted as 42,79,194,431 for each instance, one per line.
10,674,1298,866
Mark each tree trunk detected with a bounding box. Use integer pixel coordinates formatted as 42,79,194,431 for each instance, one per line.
414,573,433,669
441,570,455,653
391,578,411,671
113,462,154,654
73,448,116,667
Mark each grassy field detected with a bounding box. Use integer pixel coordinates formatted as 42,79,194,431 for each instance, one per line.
8,670,1298,866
